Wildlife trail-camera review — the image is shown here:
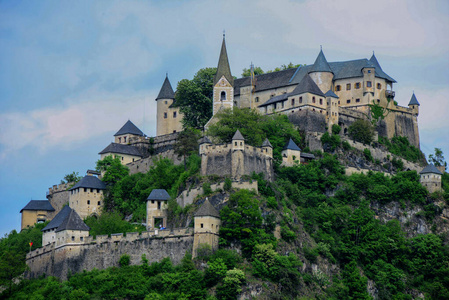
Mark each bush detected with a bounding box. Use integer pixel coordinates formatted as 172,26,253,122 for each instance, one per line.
119,254,130,267
348,119,374,145
392,157,404,171
332,124,341,135
342,140,351,151
223,177,232,192
363,148,373,162
203,182,212,195
321,132,341,152
267,196,277,209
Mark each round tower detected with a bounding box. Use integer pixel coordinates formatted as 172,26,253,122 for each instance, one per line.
193,198,221,257
156,75,181,136
308,47,334,94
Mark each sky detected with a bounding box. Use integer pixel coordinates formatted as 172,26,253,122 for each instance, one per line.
1,0,448,237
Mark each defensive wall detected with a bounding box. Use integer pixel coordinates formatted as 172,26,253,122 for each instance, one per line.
127,149,183,175
177,180,258,208
26,228,193,280
46,182,72,218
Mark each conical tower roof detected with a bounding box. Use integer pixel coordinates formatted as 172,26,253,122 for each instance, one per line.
408,92,420,106
214,35,234,86
369,52,382,70
291,74,325,96
232,130,245,140
156,75,175,100
114,120,144,136
283,138,301,151
310,48,332,73
195,198,220,218
262,138,273,148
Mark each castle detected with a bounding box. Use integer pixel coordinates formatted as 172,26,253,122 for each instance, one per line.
21,35,444,280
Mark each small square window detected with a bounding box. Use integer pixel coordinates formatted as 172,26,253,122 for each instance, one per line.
173,111,177,118
355,82,361,89
356,99,360,103
347,99,351,104
164,112,167,119
335,85,341,91
164,101,167,104
98,201,101,205
346,84,351,90
366,81,372,87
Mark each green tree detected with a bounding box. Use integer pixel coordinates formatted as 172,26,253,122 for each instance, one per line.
428,148,447,170
61,171,82,184
348,119,374,145
266,62,304,73
0,250,26,295
241,66,264,77
96,155,129,186
175,67,217,129
173,127,200,169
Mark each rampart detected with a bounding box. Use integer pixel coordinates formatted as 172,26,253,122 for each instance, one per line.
26,228,193,280
46,182,72,217
127,149,183,175
177,180,258,207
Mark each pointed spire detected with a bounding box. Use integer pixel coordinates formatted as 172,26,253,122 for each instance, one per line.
214,35,234,86
156,75,175,100
369,52,382,71
262,138,273,148
408,92,420,106
232,130,244,141
310,48,332,73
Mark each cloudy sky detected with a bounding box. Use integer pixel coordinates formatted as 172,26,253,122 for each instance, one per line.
1,0,448,236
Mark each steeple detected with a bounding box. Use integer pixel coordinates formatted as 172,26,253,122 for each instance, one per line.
156,75,175,100
408,92,420,106
214,34,233,86
310,48,332,73
369,52,382,70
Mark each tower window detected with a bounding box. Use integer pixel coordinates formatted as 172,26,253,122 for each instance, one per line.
355,82,361,89
377,83,382,89
164,101,167,104
356,98,360,103
299,97,302,104
118,137,121,143
220,91,226,100
164,112,167,119
173,111,177,118
312,97,316,103
201,223,203,228
158,202,161,210
84,188,87,192
319,98,323,105
368,70,371,73
255,97,259,103
346,84,351,90
72,236,75,241
87,200,90,205
291,99,294,106
124,137,126,143
366,81,372,87
98,201,101,205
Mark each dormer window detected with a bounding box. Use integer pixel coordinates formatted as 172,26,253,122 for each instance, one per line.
220,91,226,100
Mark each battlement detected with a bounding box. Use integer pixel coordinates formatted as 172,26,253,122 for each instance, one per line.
46,182,73,197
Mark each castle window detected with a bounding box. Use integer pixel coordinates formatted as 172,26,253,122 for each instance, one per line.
151,200,154,204
377,83,381,89
118,137,121,143
220,91,226,100
356,98,360,103
72,236,75,241
281,102,284,108
84,188,87,192
255,97,259,103
90,188,93,193
124,137,126,143
377,99,380,103
312,97,316,103
355,82,361,89
165,101,167,104
173,111,177,118
98,201,101,205
320,98,323,105
291,99,294,106
347,99,351,104
335,85,341,91
158,202,161,210
338,101,340,105
366,81,372,87
235,142,237,146
346,84,351,90
87,200,90,205
80,237,83,242
173,130,176,133
299,97,302,103
164,112,167,119
240,142,243,146
201,223,203,228
97,189,100,193
368,70,371,73
121,157,124,161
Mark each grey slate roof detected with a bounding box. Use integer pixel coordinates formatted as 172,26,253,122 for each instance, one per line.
420,164,443,175
42,205,72,231
232,130,245,140
234,68,297,96
147,189,170,201
310,49,332,73
156,75,175,100
325,90,339,98
291,74,325,97
369,54,396,83
55,209,90,232
283,138,301,151
300,152,315,159
69,175,106,191
214,36,234,86
20,200,55,213
199,136,212,144
258,93,290,107
195,198,220,218
99,143,143,157
114,120,144,137
408,93,420,106
262,138,273,148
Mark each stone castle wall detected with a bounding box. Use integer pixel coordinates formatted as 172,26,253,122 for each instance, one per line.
127,149,183,175
46,183,72,218
26,229,193,280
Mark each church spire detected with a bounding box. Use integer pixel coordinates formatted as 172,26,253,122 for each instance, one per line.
214,34,233,86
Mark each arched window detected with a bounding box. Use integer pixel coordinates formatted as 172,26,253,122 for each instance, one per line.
319,98,323,105
220,91,226,100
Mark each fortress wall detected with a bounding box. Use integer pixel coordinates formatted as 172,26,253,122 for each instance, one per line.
288,110,327,133
47,183,72,218
203,150,233,177
127,149,183,175
27,231,194,280
393,113,419,148
242,150,274,181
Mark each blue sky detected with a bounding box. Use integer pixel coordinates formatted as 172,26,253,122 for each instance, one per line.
1,0,448,236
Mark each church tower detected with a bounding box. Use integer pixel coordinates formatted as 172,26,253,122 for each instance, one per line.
213,34,234,116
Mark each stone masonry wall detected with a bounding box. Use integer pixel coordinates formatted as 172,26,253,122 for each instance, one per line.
26,229,194,280
47,183,72,218
127,149,183,175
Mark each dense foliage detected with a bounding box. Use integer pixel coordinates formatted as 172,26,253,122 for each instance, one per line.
348,119,375,145
378,136,425,164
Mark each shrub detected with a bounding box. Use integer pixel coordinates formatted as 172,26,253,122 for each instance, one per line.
203,182,212,195
321,132,341,152
392,157,404,171
119,254,130,267
267,196,277,209
332,124,341,135
363,148,373,162
342,140,351,150
348,119,374,145
223,177,232,192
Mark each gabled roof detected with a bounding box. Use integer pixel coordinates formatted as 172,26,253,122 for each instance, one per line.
20,200,54,213
147,189,170,201
214,36,233,86
55,209,90,232
69,175,106,191
156,75,175,100
420,164,443,175
234,68,296,96
257,93,290,107
114,120,144,137
232,130,244,140
199,136,212,144
262,138,273,148
325,90,339,98
195,198,220,218
310,49,332,73
408,93,420,106
283,138,301,151
42,205,72,231
291,74,325,97
99,143,143,157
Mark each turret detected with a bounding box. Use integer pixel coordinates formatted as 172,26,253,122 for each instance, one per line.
146,189,170,230
213,34,234,115
69,172,106,219
199,136,212,155
408,92,420,116
281,138,301,166
420,164,442,193
232,130,245,151
193,198,221,257
308,47,333,94
262,138,273,157
114,120,144,144
325,90,339,131
156,75,182,136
